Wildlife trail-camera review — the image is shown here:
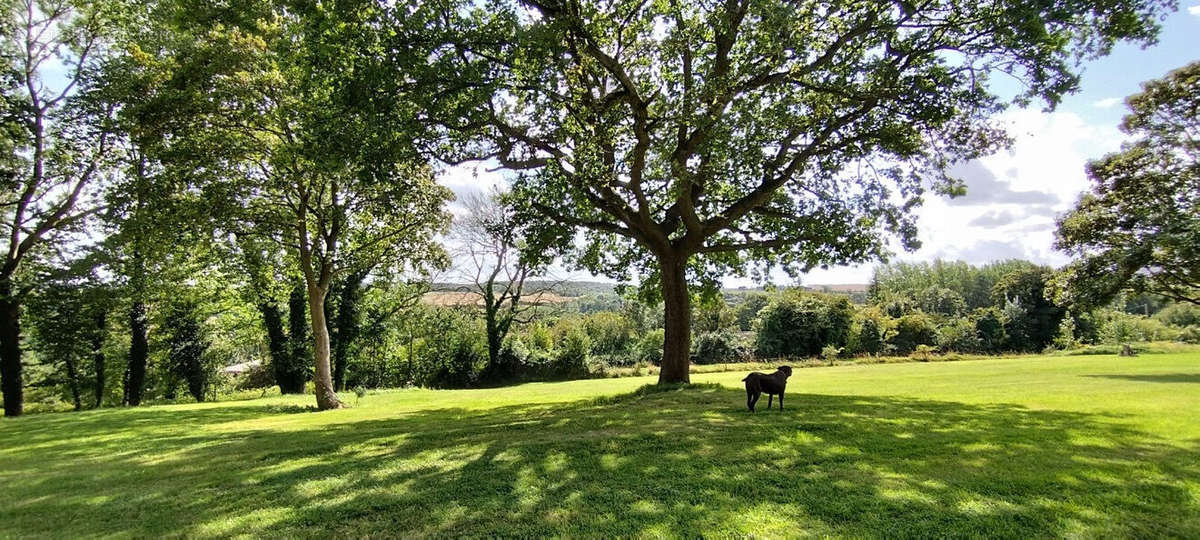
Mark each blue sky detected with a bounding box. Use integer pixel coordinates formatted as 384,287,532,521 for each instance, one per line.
444,3,1200,286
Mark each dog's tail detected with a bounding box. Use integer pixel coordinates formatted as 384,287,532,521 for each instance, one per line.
741,375,749,382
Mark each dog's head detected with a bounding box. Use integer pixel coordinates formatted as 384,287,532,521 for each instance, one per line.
777,365,793,378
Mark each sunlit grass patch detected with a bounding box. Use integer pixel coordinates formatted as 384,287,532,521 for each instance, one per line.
1,352,1198,537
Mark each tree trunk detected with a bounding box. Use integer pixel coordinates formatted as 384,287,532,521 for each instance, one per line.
485,304,502,371
125,301,149,406
658,256,692,384
0,283,23,416
92,310,106,408
258,299,304,394
285,284,310,392
307,285,342,410
331,272,364,391
64,355,83,411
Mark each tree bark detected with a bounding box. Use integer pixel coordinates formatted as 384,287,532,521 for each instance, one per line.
658,256,692,384
485,308,502,372
64,354,83,411
125,301,149,406
0,282,23,416
307,284,342,410
92,309,106,408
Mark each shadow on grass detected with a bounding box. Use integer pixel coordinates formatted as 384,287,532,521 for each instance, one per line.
1087,373,1200,384
1,386,1197,537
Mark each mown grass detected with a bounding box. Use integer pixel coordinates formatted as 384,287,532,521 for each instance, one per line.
1,353,1198,537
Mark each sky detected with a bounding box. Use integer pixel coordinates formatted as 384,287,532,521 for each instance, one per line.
438,4,1200,286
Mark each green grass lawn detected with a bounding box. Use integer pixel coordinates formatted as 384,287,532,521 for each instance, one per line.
2,353,1199,538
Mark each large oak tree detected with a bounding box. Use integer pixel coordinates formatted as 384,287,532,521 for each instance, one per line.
423,0,1172,383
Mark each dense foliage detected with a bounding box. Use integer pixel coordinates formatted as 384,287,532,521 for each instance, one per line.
1053,61,1200,307
0,0,1192,416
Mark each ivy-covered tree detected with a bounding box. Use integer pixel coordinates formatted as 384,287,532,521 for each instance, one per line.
426,0,1171,383
162,298,209,402
1054,61,1200,307
992,266,1065,352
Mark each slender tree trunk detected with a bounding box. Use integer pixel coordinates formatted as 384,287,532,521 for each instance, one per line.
64,355,83,411
485,304,502,371
125,301,149,406
307,285,342,410
92,310,106,408
658,256,691,384
0,280,23,416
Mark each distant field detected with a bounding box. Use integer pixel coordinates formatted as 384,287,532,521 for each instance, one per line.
422,290,576,306
1,353,1198,537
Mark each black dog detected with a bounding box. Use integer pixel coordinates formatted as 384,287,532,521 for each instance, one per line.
742,365,793,412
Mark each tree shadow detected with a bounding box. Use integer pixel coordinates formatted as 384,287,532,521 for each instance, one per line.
1087,373,1200,384
1,386,1197,537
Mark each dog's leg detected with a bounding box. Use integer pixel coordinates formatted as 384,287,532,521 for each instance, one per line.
767,394,773,410
747,391,755,412
779,392,784,410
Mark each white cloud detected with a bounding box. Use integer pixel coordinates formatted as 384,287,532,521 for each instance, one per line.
796,109,1125,285
1092,97,1121,109
1189,4,1200,16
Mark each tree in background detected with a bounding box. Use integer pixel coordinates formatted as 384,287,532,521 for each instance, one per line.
1054,61,1200,308
329,270,367,392
237,239,307,394
122,0,452,409
162,298,208,402
993,267,1066,352
452,191,550,377
27,272,111,410
756,292,853,359
427,0,1169,383
0,0,121,415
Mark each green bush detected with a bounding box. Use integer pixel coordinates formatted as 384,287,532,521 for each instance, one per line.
235,361,274,391
635,329,664,365
755,292,853,358
846,309,887,356
1096,310,1173,344
1156,303,1200,328
692,331,746,365
889,311,936,355
936,318,981,353
583,312,634,356
910,344,937,361
553,327,590,378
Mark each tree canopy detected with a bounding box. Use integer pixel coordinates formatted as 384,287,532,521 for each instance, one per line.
423,0,1171,382
115,0,453,409
1053,61,1200,307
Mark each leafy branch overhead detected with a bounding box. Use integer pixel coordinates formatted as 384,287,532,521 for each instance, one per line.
418,0,1170,382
